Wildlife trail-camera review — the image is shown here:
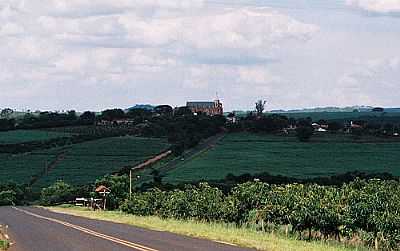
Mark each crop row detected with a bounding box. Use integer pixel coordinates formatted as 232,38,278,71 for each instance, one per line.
121,180,400,249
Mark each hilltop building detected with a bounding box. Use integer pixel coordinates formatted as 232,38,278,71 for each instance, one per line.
186,100,223,116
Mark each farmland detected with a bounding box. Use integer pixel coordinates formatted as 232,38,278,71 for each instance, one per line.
0,130,70,144
0,152,58,184
33,136,170,188
0,136,170,188
278,111,399,120
164,132,400,183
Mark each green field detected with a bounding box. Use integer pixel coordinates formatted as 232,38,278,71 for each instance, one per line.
164,132,400,183
0,136,170,188
0,130,70,144
277,111,400,120
0,152,58,184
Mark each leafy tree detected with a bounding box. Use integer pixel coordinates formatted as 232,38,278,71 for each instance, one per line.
0,190,17,206
95,175,129,209
67,110,77,120
150,169,163,186
40,181,74,206
174,106,193,116
100,109,125,121
255,100,266,116
0,118,15,131
154,105,173,116
0,108,13,119
126,108,152,119
328,121,342,132
296,126,314,142
79,111,96,124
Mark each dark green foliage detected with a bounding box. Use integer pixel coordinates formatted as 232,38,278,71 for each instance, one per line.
100,109,125,121
0,182,31,205
40,181,74,206
328,121,342,132
0,190,16,206
79,111,96,125
95,175,129,209
241,114,288,133
154,105,173,116
295,119,314,142
121,179,400,249
296,126,314,142
0,119,15,131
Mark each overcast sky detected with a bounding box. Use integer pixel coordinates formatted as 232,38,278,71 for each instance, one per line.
1,0,399,111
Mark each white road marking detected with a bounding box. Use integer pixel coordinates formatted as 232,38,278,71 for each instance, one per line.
12,207,159,251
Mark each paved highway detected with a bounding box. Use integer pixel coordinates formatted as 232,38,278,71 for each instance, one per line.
0,207,254,251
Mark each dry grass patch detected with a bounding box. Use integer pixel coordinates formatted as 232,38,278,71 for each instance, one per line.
47,206,367,251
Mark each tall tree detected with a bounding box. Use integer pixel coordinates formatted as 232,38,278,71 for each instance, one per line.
255,100,266,116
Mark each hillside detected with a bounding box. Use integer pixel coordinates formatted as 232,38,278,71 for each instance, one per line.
163,132,400,183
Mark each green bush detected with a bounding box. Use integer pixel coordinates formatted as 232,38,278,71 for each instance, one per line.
40,181,74,206
121,180,400,249
0,190,16,206
0,240,10,250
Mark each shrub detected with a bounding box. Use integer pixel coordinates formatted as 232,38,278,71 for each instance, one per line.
0,190,16,206
40,181,74,206
296,126,314,142
120,179,400,249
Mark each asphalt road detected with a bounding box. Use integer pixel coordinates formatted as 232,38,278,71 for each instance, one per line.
0,207,254,251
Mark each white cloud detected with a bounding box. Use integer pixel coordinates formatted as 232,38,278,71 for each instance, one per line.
336,57,400,106
0,22,24,36
347,0,400,14
0,0,320,110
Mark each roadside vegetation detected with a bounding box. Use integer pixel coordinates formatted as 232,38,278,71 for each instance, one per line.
0,240,9,251
48,205,365,251
119,180,399,250
0,225,9,251
43,178,400,250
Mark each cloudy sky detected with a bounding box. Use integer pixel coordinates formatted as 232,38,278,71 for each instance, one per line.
0,0,399,111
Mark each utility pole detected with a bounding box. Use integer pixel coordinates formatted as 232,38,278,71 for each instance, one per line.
129,169,132,199
129,170,140,200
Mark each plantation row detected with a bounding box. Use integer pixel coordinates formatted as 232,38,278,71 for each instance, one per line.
121,180,400,250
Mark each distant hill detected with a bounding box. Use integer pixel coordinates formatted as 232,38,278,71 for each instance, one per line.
127,104,155,111
270,106,371,113
270,106,400,113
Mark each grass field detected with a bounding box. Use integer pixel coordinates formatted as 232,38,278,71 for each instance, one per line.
0,130,70,144
48,206,366,251
276,111,400,121
0,136,169,188
164,132,400,183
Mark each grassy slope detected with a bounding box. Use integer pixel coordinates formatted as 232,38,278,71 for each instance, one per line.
48,206,365,251
164,132,400,183
0,136,169,187
0,130,69,144
34,136,170,188
0,152,58,184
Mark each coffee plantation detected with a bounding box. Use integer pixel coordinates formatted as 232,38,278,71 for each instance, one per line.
121,180,400,250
